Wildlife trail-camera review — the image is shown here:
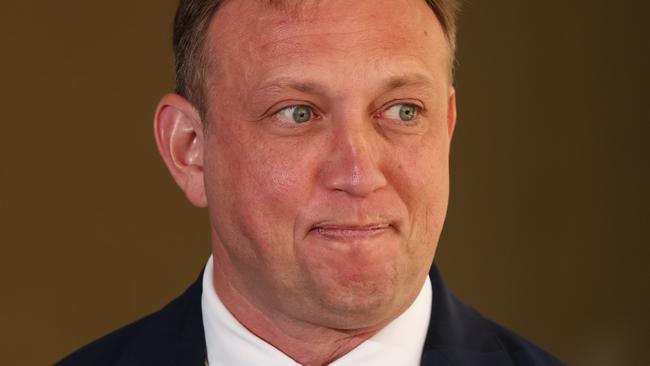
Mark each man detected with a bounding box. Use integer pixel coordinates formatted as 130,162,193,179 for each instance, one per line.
58,0,563,365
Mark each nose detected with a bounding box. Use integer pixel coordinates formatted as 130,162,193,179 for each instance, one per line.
319,121,387,197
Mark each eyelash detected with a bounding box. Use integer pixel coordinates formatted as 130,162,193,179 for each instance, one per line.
272,104,321,125
269,101,424,125
377,102,424,124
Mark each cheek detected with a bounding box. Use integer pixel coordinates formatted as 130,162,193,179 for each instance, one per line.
392,134,450,240
246,141,313,211
208,128,315,238
395,132,448,195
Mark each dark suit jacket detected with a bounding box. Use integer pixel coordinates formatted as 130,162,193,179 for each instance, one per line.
56,265,564,365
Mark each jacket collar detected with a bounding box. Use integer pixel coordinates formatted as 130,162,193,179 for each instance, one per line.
116,271,207,366
123,264,513,366
420,265,515,366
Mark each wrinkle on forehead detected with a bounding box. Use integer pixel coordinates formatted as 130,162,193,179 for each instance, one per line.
210,0,446,60
203,0,451,112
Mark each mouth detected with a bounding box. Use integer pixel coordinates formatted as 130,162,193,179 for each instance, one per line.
309,223,393,242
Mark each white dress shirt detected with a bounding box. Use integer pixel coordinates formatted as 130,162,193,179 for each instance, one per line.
201,255,432,366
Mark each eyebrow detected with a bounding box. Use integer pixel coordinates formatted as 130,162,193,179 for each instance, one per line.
254,77,326,96
379,73,437,94
252,73,437,100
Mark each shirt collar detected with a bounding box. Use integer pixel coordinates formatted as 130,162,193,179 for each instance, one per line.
201,255,432,365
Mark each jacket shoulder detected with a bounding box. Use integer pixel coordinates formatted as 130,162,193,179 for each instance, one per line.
55,314,153,366
423,264,565,366
55,274,206,366
488,319,565,366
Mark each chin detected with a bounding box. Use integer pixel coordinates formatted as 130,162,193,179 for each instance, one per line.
306,266,409,329
296,235,425,328
321,293,404,330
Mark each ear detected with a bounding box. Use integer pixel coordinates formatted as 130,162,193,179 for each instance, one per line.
154,93,207,207
447,86,457,140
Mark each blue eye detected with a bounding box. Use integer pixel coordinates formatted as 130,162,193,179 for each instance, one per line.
384,103,419,122
276,105,314,124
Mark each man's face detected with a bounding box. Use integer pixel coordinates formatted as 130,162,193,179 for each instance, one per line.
201,0,456,328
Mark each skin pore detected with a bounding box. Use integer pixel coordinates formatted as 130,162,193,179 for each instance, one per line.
155,0,457,364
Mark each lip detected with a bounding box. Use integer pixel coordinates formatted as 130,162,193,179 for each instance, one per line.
309,223,392,242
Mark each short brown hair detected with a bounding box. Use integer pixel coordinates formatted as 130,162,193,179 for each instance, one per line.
173,0,461,117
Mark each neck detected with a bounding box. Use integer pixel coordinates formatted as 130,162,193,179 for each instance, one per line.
211,255,394,366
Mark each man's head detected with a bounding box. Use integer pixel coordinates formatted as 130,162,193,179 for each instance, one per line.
173,0,461,118
155,0,458,335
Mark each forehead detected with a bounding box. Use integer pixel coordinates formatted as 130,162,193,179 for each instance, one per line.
205,0,449,89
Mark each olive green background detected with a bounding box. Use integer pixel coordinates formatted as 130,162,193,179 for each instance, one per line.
1,1,648,365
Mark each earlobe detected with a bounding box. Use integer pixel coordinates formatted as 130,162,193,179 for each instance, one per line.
154,93,208,207
447,87,457,139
